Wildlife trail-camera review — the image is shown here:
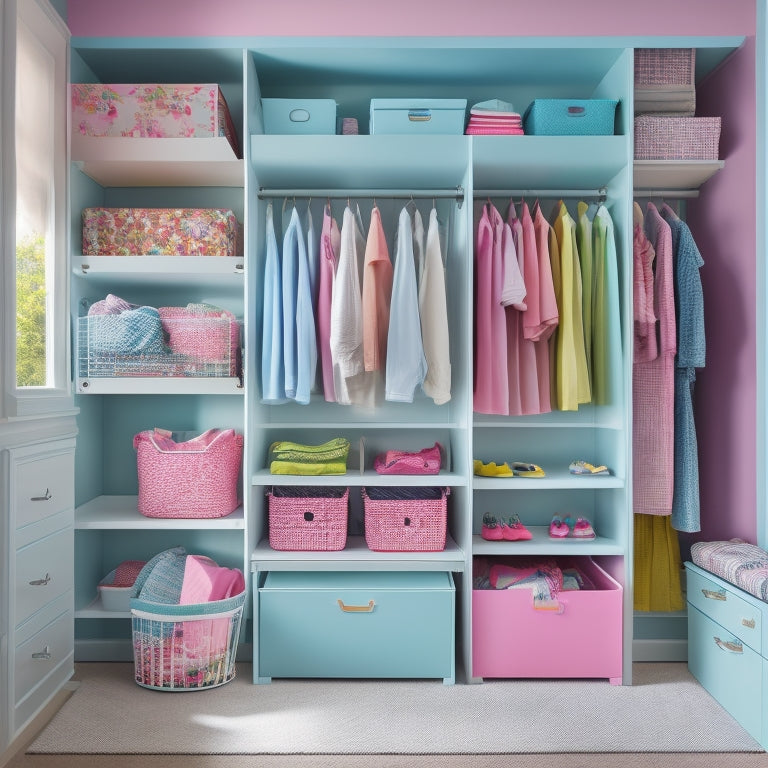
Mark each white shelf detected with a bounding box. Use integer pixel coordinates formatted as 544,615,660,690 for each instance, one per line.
72,135,244,187
76,376,244,395
251,470,467,487
251,535,465,572
75,595,131,619
472,470,624,490
472,531,623,556
72,256,244,287
633,160,725,193
75,495,245,529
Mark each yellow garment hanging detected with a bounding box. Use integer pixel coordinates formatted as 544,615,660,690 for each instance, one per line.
633,513,684,612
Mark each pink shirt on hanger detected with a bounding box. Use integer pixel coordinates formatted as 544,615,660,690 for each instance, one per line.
362,206,393,372
318,203,340,402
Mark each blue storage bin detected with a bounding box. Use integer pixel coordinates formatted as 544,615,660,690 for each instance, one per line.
370,98,467,135
261,98,337,135
523,99,618,136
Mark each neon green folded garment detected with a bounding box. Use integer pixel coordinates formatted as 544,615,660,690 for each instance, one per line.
268,438,351,475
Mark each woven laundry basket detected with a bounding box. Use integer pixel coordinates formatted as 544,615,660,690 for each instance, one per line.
268,486,349,551
634,48,696,116
634,116,721,160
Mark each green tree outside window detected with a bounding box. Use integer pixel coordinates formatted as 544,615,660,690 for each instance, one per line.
16,232,47,387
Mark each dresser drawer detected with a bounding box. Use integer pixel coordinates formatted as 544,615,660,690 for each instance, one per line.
259,571,455,681
14,449,74,530
686,564,762,654
14,600,73,706
687,602,764,744
15,527,74,628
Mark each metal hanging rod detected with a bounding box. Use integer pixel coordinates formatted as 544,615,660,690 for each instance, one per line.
473,187,608,200
258,186,465,203
633,188,700,199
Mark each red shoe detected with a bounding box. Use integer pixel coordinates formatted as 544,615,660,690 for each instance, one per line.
481,513,504,541
502,514,533,541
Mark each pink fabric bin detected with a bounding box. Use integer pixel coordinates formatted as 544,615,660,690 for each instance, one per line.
71,83,240,157
472,557,623,684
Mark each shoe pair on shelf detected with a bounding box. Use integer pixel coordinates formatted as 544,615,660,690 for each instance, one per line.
548,515,596,540
481,513,533,541
474,460,546,478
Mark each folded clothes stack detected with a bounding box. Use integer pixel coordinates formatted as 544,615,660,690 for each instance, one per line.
465,98,524,135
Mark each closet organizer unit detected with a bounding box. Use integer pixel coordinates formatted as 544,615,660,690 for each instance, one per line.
68,47,248,660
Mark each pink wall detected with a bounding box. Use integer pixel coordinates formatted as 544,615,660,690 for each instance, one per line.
67,0,754,38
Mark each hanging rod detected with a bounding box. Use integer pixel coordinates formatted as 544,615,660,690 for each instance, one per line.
473,187,607,200
258,186,465,203
633,188,700,199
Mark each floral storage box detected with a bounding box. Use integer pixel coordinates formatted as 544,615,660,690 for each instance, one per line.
71,83,240,157
82,208,241,257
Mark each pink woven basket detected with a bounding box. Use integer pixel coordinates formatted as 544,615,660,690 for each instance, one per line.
363,487,448,552
634,116,721,160
634,48,695,88
268,487,348,551
134,428,243,518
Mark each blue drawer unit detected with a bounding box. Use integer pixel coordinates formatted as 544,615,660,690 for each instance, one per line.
369,99,467,135
685,562,768,748
258,571,455,683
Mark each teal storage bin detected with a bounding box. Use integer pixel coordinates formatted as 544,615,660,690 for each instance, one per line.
523,98,618,135
369,98,467,135
261,98,337,135
258,570,455,682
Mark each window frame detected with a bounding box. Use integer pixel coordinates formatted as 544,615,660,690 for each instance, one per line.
0,0,72,420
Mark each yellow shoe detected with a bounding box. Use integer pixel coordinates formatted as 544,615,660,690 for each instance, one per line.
473,459,515,477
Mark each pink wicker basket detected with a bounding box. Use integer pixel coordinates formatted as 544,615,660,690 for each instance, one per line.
268,487,348,551
634,116,721,160
363,487,448,552
634,48,696,117
134,428,243,518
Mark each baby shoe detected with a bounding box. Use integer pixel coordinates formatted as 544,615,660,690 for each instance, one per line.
501,514,533,541
571,517,596,539
481,513,504,540
511,461,546,478
474,459,515,477
569,460,609,476
548,516,570,538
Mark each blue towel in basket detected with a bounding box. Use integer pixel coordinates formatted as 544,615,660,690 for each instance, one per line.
130,545,187,604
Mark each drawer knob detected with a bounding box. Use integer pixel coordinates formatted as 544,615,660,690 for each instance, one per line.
702,588,726,601
32,645,52,660
29,572,51,586
31,488,52,502
742,618,756,629
714,636,743,654
337,599,375,613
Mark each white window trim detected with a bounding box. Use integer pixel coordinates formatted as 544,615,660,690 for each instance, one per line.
0,0,73,420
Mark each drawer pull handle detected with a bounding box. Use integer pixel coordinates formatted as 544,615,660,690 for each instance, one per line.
702,588,726,601
32,646,52,660
337,599,375,613
29,573,51,586
714,637,743,654
31,489,51,502
742,618,756,629
408,109,432,122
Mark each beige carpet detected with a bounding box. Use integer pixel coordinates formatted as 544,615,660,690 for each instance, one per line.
27,662,764,755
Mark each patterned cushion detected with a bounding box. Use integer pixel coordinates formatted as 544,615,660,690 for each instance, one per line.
690,539,768,603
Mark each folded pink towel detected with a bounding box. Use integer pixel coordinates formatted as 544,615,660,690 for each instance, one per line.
179,554,245,604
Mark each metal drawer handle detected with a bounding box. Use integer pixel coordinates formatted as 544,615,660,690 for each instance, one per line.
32,645,52,660
31,489,52,502
29,573,51,586
702,588,726,601
742,618,756,629
714,637,743,654
337,599,375,613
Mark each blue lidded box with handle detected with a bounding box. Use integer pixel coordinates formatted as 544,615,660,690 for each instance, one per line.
370,98,467,135
523,99,618,136
261,98,338,135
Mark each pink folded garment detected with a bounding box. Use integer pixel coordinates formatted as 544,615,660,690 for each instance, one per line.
179,554,245,604
465,127,525,135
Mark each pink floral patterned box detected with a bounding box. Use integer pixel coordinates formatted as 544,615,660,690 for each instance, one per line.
82,208,241,257
71,83,240,157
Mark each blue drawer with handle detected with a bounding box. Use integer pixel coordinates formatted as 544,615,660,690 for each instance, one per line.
261,98,337,135
523,98,618,135
258,570,455,682
370,99,467,135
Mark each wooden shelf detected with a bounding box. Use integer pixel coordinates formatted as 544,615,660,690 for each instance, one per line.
72,256,244,287
473,470,624,490
633,160,725,193
76,376,244,395
472,531,623,556
251,470,467,487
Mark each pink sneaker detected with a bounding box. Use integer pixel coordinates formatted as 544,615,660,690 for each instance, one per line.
571,517,596,539
548,516,570,538
481,513,504,541
502,514,533,541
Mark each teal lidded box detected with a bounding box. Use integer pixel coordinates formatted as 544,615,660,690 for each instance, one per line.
370,98,467,135
523,99,618,136
261,98,337,135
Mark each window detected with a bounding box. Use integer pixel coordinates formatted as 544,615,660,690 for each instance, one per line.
1,0,71,417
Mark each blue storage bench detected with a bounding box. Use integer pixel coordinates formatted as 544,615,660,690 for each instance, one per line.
257,570,455,683
685,562,768,748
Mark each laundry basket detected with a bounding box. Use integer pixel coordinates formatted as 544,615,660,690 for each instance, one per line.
130,590,245,691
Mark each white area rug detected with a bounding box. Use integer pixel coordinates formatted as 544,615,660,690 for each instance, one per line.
29,663,763,754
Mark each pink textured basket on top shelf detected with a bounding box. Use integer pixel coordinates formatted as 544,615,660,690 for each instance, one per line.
363,487,449,552
134,428,243,518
